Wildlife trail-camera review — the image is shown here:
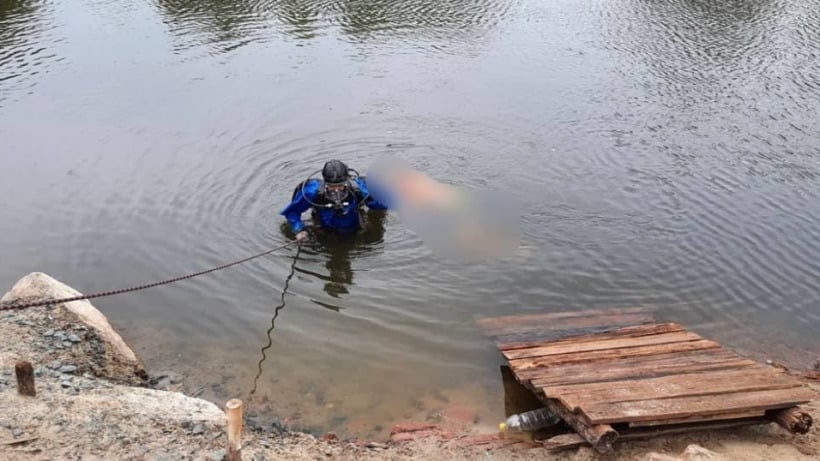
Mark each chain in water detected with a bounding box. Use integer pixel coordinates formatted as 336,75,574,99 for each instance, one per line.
251,243,303,396
0,240,300,311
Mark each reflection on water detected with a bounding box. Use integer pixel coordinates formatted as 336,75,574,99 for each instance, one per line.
279,209,387,300
152,0,516,54
0,0,62,106
252,243,303,395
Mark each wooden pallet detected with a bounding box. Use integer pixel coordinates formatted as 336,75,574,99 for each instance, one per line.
477,306,817,453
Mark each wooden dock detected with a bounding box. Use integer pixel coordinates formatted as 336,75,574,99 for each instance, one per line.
478,307,817,453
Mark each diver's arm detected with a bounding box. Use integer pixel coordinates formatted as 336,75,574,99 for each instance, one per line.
280,183,316,234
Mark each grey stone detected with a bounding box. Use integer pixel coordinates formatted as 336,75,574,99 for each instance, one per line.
34,367,44,377
54,331,67,342
62,341,72,348
192,424,205,435
253,454,268,461
207,449,226,461
68,334,82,343
43,329,55,337
12,428,23,438
60,365,78,374
61,380,72,388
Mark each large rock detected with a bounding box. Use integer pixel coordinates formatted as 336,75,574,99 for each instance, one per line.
1,272,147,382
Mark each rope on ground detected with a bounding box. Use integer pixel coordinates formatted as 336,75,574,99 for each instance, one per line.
0,240,302,311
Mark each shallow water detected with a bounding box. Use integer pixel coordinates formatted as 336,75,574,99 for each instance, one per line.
2,0,820,439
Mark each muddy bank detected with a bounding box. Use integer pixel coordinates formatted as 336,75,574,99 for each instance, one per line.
1,272,819,460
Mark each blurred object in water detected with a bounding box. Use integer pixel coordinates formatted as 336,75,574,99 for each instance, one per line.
367,155,520,261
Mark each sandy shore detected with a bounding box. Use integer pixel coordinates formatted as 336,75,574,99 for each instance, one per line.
1,272,818,460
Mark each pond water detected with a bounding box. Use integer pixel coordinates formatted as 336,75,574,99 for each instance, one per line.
2,0,819,439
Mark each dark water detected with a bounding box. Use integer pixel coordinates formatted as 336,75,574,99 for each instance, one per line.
2,0,820,438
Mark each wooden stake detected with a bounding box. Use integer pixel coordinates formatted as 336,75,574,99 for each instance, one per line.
770,407,813,434
225,398,243,461
15,361,36,397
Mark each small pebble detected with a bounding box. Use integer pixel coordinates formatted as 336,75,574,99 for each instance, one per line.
50,361,62,370
63,341,72,348
54,332,67,342
60,365,78,374
192,424,205,435
13,428,23,438
43,329,55,337
61,380,72,388
68,334,82,343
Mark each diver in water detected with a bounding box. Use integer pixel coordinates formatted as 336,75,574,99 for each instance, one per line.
281,159,389,241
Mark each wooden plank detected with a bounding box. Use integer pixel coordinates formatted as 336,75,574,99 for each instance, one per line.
529,357,760,387
557,371,798,412
503,331,703,360
476,306,655,333
523,348,747,382
494,322,661,350
509,339,722,372
628,410,765,427
538,397,618,454
483,312,657,338
498,322,684,351
545,367,797,407
542,417,771,452
581,386,817,424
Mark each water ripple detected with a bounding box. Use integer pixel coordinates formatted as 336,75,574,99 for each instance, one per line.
0,0,65,107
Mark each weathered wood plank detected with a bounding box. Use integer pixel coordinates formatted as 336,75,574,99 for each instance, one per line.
509,340,722,372
559,374,798,413
529,357,759,387
582,386,817,424
477,306,654,333
503,331,703,360
494,323,660,350
628,410,765,427
481,311,657,338
546,367,797,409
542,417,771,452
537,397,618,454
498,323,684,351
523,348,747,382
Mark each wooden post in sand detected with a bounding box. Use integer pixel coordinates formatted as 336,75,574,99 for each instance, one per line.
770,407,813,434
225,399,243,461
15,361,36,397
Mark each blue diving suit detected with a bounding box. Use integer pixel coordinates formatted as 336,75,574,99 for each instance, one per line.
280,177,389,234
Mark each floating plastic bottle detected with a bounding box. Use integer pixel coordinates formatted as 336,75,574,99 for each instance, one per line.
498,407,560,433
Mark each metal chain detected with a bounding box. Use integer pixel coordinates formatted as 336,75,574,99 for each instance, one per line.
0,240,301,311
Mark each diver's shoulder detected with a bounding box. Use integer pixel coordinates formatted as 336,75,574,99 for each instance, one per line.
293,178,322,199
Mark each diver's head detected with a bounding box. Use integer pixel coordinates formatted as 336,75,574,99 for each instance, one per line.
322,159,351,208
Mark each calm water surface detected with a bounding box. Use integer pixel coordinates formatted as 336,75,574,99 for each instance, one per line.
2,0,820,438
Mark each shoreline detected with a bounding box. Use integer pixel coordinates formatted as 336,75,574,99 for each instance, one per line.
1,272,818,460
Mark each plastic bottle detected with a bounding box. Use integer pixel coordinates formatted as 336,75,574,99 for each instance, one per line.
498,407,560,433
